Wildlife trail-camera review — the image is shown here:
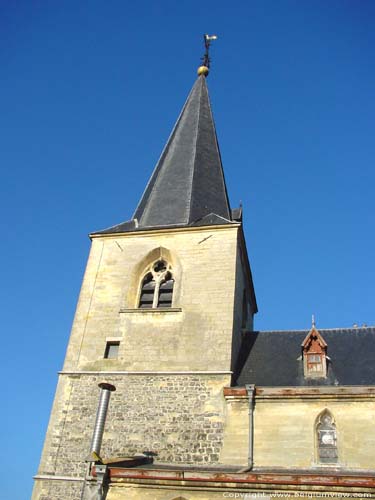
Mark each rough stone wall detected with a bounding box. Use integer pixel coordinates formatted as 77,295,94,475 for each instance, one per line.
32,480,83,500
220,393,375,469
34,224,254,499
33,373,228,499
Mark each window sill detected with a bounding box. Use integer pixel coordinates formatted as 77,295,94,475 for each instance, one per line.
119,307,182,314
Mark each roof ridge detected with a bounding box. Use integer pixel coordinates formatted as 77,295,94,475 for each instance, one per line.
187,76,204,224
253,326,375,334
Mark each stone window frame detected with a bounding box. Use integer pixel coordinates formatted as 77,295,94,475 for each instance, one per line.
123,246,182,311
315,409,338,465
104,340,120,359
138,259,174,309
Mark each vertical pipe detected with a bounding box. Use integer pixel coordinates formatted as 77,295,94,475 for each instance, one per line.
246,384,255,469
90,383,116,458
238,384,255,473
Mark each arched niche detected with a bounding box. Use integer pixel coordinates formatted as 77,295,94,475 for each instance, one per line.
315,409,338,464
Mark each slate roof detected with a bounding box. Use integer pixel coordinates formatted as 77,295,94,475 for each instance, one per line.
94,75,233,235
234,327,375,387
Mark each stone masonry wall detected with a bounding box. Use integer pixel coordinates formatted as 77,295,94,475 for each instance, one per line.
63,226,241,373
220,392,375,469
32,480,83,500
33,373,228,500
106,484,374,500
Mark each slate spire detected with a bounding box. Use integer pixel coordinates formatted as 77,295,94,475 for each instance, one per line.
94,73,234,234
133,75,231,228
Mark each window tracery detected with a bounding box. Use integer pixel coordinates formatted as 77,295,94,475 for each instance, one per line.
138,260,174,308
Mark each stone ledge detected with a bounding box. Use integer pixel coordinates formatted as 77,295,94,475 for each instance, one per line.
59,370,233,376
33,475,84,482
119,307,182,314
224,386,375,400
106,467,375,489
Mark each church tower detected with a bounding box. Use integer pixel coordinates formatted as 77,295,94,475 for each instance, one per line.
33,51,257,500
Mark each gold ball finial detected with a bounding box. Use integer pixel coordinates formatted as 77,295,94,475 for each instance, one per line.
197,65,209,77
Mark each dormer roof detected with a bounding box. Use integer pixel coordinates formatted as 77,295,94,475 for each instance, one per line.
301,326,328,350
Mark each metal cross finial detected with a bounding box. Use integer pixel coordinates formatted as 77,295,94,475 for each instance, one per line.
201,34,218,68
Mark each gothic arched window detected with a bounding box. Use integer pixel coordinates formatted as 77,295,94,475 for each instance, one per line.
316,410,338,464
138,260,174,309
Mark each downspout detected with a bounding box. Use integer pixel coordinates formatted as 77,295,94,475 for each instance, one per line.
238,384,255,473
81,382,116,500
90,383,116,460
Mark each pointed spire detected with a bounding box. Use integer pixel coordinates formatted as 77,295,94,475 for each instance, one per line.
94,71,233,235
133,74,231,228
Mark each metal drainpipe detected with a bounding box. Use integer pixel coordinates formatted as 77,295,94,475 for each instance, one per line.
90,382,116,459
81,383,116,500
238,384,255,473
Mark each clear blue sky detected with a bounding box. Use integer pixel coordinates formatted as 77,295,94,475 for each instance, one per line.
1,1,374,498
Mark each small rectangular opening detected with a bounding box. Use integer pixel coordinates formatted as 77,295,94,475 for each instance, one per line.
104,341,120,359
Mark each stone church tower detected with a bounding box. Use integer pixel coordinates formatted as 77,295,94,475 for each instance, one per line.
33,53,375,500
33,62,257,499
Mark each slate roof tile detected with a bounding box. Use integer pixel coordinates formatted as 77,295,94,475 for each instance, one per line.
234,327,375,387
93,75,231,235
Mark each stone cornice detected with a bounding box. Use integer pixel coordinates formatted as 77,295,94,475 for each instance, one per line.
224,386,375,400
59,370,233,376
33,475,83,482
105,467,375,491
90,222,240,240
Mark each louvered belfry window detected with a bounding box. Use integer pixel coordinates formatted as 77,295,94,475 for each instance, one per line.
138,273,155,308
138,260,174,309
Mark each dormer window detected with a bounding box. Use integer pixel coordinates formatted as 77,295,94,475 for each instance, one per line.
138,260,174,309
302,326,327,378
306,353,323,373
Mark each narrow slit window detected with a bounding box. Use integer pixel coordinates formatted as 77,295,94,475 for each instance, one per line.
104,341,120,359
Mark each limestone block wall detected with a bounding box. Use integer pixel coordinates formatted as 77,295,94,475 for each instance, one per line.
63,225,243,373
220,397,249,466
221,389,375,470
254,397,375,469
106,484,374,500
33,373,229,500
108,486,265,500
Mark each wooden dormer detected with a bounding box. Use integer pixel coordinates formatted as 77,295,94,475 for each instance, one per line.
301,326,328,378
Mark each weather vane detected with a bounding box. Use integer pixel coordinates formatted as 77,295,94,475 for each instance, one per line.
200,34,218,71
